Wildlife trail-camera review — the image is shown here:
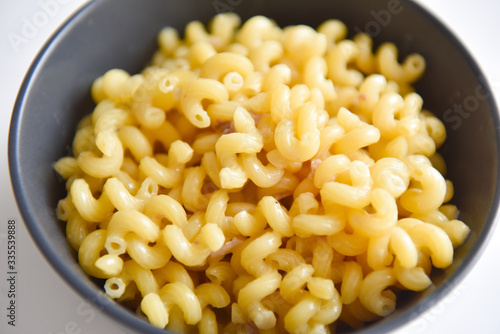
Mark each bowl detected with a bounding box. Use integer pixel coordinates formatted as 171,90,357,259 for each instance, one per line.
8,0,500,333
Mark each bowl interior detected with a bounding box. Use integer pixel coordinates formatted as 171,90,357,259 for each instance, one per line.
9,0,500,333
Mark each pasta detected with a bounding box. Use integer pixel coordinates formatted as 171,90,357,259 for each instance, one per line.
54,13,470,334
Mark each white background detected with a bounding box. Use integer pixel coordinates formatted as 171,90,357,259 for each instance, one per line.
1,0,499,333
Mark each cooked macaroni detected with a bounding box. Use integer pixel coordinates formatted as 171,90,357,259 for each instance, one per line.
54,13,470,333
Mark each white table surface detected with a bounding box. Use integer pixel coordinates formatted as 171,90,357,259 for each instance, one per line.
1,1,499,333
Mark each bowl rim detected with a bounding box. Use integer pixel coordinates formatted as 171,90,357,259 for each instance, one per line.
8,1,168,333
8,0,500,333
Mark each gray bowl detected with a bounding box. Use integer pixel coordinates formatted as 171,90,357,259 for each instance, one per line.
8,0,500,333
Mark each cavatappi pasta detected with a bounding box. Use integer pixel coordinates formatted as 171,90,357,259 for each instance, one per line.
54,13,470,334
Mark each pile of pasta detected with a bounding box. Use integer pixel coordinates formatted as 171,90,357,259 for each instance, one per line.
54,13,471,334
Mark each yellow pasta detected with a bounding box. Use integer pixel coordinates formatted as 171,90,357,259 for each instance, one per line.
376,42,426,84
54,13,469,333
